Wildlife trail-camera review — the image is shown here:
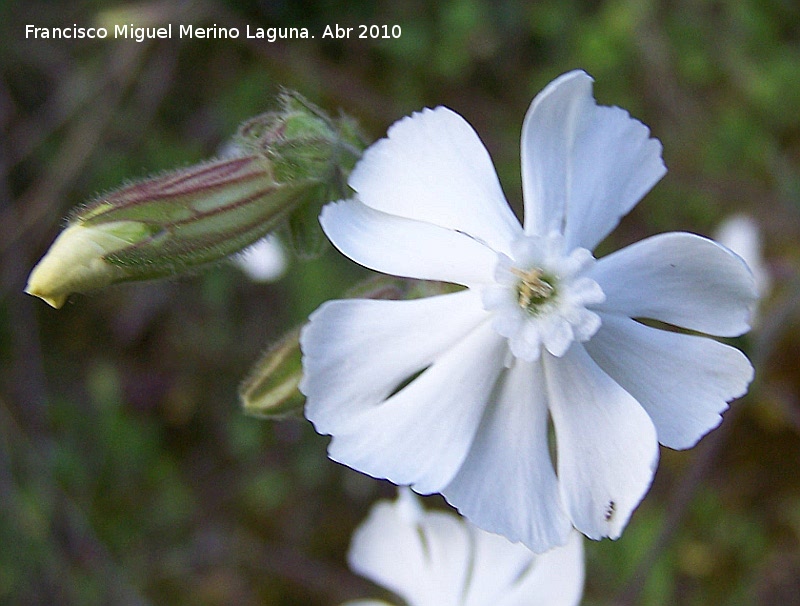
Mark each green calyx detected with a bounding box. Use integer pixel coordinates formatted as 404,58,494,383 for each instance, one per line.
26,90,367,307
234,91,363,191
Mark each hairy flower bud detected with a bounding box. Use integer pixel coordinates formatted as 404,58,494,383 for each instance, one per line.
25,92,364,308
26,155,283,307
240,326,305,420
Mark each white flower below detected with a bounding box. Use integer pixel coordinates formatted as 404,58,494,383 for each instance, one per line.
300,70,757,553
342,489,584,606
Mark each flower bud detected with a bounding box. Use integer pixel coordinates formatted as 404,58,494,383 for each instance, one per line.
25,92,364,308
26,155,283,307
240,326,305,420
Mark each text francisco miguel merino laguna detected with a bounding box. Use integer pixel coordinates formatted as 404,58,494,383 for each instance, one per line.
25,23,321,42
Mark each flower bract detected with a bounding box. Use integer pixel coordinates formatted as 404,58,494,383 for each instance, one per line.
300,70,757,552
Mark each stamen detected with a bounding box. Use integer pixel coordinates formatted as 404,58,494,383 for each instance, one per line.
511,267,555,311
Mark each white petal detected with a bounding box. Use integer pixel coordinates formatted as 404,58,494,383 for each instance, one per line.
585,314,754,449
539,314,575,358
443,358,572,553
407,513,472,606
320,199,497,287
350,106,521,254
590,232,757,336
461,530,540,606
320,320,507,494
301,290,487,433
521,70,666,251
507,318,543,362
347,493,469,606
341,601,396,606
544,344,659,540
497,530,585,606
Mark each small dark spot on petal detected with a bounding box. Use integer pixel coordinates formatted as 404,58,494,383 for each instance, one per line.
604,500,616,522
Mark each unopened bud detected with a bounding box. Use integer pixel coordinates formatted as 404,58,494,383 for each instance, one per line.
25,92,365,308
26,155,284,307
240,326,304,420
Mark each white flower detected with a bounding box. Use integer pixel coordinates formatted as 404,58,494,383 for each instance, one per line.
234,234,288,282
715,214,770,300
300,70,757,552
343,489,584,606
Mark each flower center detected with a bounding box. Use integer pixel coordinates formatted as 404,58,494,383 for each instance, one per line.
482,234,607,361
510,266,556,313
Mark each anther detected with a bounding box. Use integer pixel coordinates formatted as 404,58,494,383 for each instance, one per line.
511,267,555,310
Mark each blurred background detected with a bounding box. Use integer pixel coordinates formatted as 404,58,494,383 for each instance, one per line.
2,0,800,604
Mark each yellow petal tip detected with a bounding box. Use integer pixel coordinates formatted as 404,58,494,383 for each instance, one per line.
24,282,67,309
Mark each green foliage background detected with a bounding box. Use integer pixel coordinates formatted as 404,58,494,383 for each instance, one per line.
2,0,800,604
